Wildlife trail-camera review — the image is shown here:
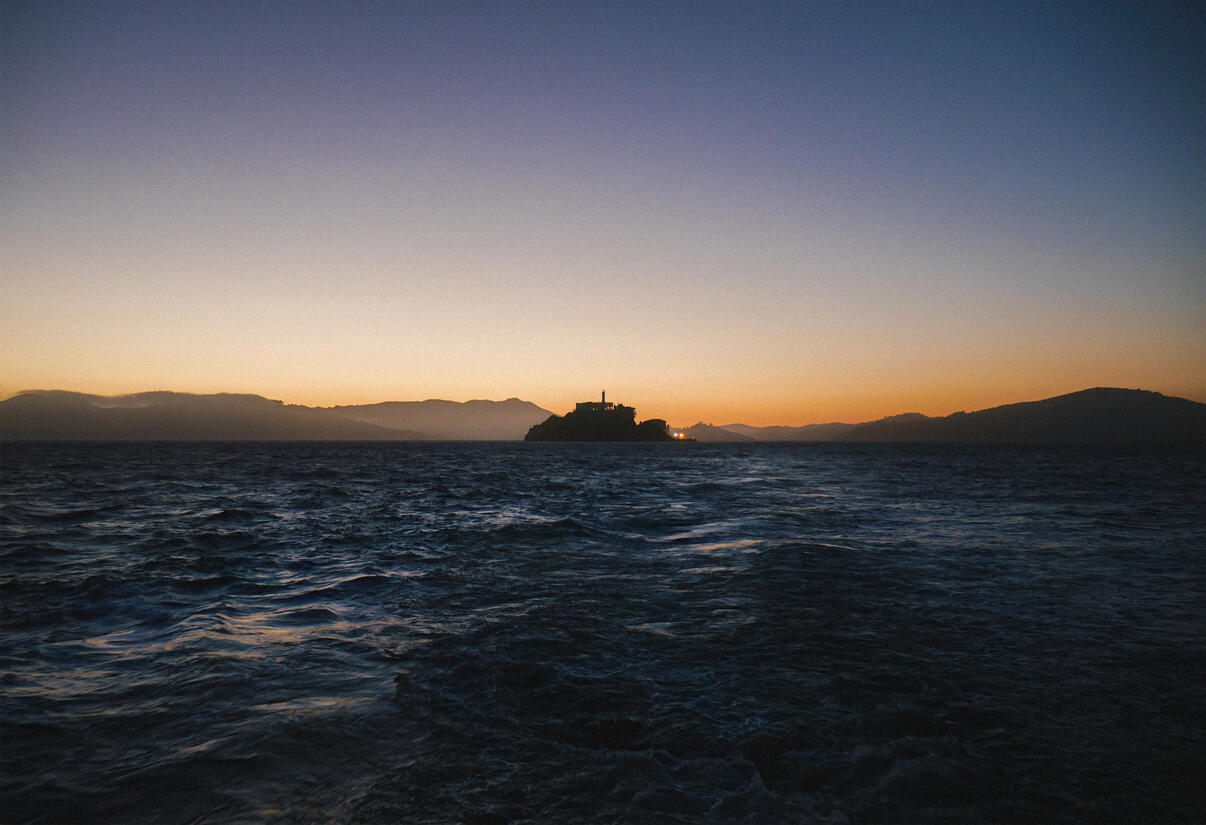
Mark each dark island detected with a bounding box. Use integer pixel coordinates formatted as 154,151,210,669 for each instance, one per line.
524,393,683,441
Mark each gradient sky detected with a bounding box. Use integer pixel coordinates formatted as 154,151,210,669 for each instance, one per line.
3,1,1203,425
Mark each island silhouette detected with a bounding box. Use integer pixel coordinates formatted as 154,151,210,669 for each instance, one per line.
524,392,680,442
1,387,1203,444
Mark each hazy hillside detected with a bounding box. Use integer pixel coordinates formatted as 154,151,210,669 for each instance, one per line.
721,422,858,441
4,387,1201,444
841,388,1206,444
0,392,426,441
332,398,553,440
677,422,755,442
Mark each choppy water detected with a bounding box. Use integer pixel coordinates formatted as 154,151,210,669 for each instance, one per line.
1,442,1204,824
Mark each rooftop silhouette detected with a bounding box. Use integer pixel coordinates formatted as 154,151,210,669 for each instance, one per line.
525,393,680,442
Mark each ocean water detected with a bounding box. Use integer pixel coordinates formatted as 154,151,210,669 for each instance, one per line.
1,442,1203,825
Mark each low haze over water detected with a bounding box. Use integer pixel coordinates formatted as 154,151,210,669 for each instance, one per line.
2,442,1203,824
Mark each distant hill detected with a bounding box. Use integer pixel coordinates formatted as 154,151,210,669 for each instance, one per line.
0,391,426,441
678,422,755,442
331,398,552,440
840,388,1206,445
720,421,858,442
3,387,1201,444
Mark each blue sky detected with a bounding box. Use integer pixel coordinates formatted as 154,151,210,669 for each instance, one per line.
3,1,1202,423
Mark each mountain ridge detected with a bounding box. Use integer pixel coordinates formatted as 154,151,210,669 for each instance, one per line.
330,397,551,440
2,387,1203,444
688,388,1203,445
839,387,1205,444
0,391,427,441
0,392,550,441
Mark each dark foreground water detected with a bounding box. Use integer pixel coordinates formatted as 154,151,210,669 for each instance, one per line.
2,442,1204,825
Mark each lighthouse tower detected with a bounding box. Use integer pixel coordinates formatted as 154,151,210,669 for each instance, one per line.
575,391,615,413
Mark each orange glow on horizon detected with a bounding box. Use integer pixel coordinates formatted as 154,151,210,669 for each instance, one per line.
3,374,1203,430
3,2,1203,437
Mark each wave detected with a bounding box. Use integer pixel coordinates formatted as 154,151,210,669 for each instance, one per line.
2,442,1203,824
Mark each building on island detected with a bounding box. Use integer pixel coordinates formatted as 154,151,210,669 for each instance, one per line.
525,391,684,441
575,390,614,413
575,391,636,423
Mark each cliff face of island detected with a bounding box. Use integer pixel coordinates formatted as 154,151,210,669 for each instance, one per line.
524,400,675,441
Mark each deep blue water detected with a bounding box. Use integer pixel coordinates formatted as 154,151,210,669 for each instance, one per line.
1,442,1204,824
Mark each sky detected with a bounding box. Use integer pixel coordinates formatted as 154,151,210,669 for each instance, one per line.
2,0,1203,426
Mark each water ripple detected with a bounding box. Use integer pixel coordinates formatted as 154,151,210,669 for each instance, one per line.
1,442,1203,824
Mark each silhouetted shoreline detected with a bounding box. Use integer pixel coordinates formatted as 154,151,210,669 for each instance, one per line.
1,387,1202,444
525,396,679,441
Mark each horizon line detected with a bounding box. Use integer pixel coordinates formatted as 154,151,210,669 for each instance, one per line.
5,384,1204,430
